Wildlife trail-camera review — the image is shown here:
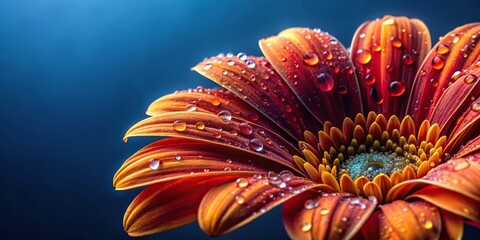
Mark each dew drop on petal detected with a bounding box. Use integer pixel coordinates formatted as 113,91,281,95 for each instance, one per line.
390,37,402,48
423,220,433,230
235,195,246,204
320,208,330,215
430,78,439,87
304,199,319,209
436,44,450,55
196,121,205,130
338,85,348,94
237,52,247,61
239,122,253,135
218,110,232,123
356,49,372,64
402,54,413,65
227,59,235,66
249,138,264,152
322,50,333,60
365,74,376,85
383,17,395,25
236,178,249,188
174,154,182,161
279,170,293,182
246,59,256,68
372,44,382,52
301,222,312,232
203,63,212,71
211,98,221,106
389,81,406,97
431,56,445,70
185,103,197,112
471,101,480,112
315,73,334,92
464,74,478,84
453,159,470,171
173,120,187,132
303,52,319,66
451,71,462,81
149,159,160,170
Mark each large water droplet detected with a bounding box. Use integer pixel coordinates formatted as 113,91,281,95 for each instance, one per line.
322,50,333,60
303,52,319,66
239,122,253,135
402,54,413,65
304,199,319,210
431,56,445,70
211,98,221,106
218,110,232,123
453,159,470,171
249,138,264,152
173,120,187,132
423,220,433,230
149,159,160,170
279,170,293,182
185,103,197,112
430,78,439,87
390,37,402,48
471,101,480,112
236,178,249,188
315,73,334,92
356,49,372,64
246,59,256,68
464,74,478,84
237,52,247,61
436,44,450,55
196,121,205,130
389,81,406,97
365,74,376,85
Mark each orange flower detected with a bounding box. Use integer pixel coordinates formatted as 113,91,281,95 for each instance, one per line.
114,15,480,239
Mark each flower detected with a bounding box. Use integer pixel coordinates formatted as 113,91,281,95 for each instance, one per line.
114,15,480,239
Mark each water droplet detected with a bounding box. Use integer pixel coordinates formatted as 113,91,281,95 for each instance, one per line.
341,217,348,222
451,71,462,81
315,73,334,92
452,35,460,44
246,59,256,68
203,63,212,71
249,138,264,152
213,133,222,139
236,178,249,188
471,101,480,112
370,88,383,104
301,222,312,232
389,81,406,97
196,121,205,130
338,85,348,94
211,98,221,106
453,159,470,171
372,44,382,52
237,52,247,61
464,74,478,84
436,44,450,55
218,110,232,123
149,159,160,170
322,50,333,60
223,167,232,171
239,122,253,135
431,56,445,70
303,52,319,66
356,49,372,64
279,170,293,182
423,220,433,229
402,54,413,65
365,74,376,85
386,64,394,72
320,208,330,215
226,159,233,164
390,37,402,48
430,78,439,87
173,120,187,132
235,195,246,204
304,199,319,209
174,154,182,161
253,173,263,180
185,103,197,112
383,17,395,25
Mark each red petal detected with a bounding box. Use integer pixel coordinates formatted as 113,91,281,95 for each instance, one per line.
454,135,480,158
351,16,431,118
193,57,321,140
407,23,480,126
283,192,376,240
124,111,301,170
123,176,236,236
259,28,362,126
362,200,441,239
387,158,480,202
430,57,480,137
147,88,292,141
198,174,317,236
114,138,292,190
440,209,464,240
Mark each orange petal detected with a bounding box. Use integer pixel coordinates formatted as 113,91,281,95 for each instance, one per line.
455,135,480,158
430,56,480,136
198,174,317,236
350,15,431,118
259,27,362,126
387,158,480,202
114,138,292,190
147,88,292,141
193,56,321,139
440,209,464,240
283,192,376,240
123,176,236,236
408,185,480,222
362,200,441,239
124,111,301,170
407,23,480,126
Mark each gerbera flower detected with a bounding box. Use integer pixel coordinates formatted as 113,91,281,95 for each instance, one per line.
114,15,480,239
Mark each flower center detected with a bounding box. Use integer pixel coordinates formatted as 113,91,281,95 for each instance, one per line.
294,111,447,203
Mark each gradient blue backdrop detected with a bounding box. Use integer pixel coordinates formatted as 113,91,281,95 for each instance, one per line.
1,0,479,239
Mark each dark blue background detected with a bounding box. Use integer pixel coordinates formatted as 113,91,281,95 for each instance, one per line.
1,0,478,239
